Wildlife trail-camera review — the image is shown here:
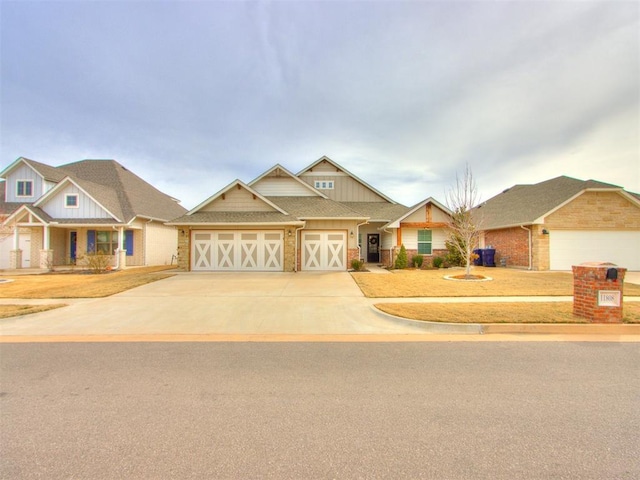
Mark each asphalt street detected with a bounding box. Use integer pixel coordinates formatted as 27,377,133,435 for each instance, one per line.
1,341,639,479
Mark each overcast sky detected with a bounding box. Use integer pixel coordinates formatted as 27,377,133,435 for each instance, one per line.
1,1,638,209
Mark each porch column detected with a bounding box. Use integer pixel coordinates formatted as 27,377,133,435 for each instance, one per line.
116,226,126,269
39,225,54,270
10,227,22,269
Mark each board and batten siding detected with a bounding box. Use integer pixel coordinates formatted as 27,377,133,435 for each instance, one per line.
299,172,387,202
4,164,46,202
303,219,358,249
40,184,111,219
200,187,276,212
251,177,316,197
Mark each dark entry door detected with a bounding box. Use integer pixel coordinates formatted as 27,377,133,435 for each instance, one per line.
367,234,380,263
69,231,77,264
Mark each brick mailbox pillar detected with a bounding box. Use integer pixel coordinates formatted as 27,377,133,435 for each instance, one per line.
572,263,626,323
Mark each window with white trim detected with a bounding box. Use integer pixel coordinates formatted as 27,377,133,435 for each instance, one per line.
16,180,33,197
417,230,432,255
314,180,334,190
65,194,79,208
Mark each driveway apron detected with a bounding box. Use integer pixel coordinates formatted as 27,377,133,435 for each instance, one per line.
0,273,429,336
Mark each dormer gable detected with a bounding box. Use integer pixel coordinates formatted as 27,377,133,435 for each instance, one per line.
249,164,326,198
0,157,63,202
297,156,397,203
188,180,288,215
384,197,451,229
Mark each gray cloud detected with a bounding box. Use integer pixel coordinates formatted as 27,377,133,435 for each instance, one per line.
1,1,638,209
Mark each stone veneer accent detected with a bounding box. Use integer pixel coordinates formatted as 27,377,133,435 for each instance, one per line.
572,264,626,323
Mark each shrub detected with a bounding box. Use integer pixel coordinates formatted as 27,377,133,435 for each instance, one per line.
79,252,112,274
351,259,365,271
432,256,444,268
411,254,424,269
395,245,408,269
445,237,465,267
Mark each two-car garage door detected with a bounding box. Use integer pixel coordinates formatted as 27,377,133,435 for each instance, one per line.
550,231,640,270
192,231,283,271
191,230,348,271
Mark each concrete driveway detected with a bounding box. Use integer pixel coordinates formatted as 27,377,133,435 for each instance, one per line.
0,272,432,336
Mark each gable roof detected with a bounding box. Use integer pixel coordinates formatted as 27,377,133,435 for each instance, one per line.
58,160,186,222
187,179,288,216
0,157,67,183
34,176,124,222
297,156,398,204
0,182,24,217
476,175,625,230
249,164,327,198
382,197,451,229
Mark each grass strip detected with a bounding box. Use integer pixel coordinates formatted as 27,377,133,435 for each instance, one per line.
375,302,640,324
0,304,67,319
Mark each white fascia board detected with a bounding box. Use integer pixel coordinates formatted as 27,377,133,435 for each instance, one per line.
385,197,452,228
130,215,170,224
248,164,328,199
297,156,398,204
0,157,29,179
168,221,306,227
2,205,49,226
33,176,123,222
187,180,290,215
297,216,369,221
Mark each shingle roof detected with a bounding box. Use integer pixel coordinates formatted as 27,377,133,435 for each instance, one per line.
20,158,67,183
169,211,298,225
59,160,187,222
341,202,410,222
268,197,368,219
0,182,24,217
476,175,623,230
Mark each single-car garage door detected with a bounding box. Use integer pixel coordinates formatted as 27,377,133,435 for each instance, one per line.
302,231,346,271
191,231,283,271
549,231,640,270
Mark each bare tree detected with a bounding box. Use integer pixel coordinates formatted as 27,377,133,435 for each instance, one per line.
445,164,482,278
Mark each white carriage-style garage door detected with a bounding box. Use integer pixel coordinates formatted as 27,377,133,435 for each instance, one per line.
549,231,640,271
302,231,346,271
191,230,283,271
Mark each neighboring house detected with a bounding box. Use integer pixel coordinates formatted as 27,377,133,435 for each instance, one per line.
476,175,640,271
168,156,453,272
0,157,187,270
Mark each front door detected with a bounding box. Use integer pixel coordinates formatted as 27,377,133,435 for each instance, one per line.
69,231,77,264
367,234,380,263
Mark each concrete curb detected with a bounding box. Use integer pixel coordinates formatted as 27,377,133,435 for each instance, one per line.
371,305,640,336
370,305,483,334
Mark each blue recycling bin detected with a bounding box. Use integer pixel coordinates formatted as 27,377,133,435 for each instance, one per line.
473,249,483,266
483,248,496,267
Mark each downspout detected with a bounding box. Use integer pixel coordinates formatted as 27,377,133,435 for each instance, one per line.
520,225,532,270
294,222,306,272
356,220,369,261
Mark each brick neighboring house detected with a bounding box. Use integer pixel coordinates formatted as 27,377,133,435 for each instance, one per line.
168,156,453,272
0,157,187,270
476,176,640,270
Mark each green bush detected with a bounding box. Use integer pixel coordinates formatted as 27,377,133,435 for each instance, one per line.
411,254,424,269
351,259,365,271
432,256,444,268
395,245,408,269
444,237,465,267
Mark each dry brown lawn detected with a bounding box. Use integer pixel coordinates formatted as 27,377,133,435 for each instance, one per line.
375,302,640,324
0,266,176,299
352,267,640,297
0,304,67,319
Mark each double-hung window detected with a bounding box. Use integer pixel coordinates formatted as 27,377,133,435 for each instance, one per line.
417,230,432,255
16,180,33,197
